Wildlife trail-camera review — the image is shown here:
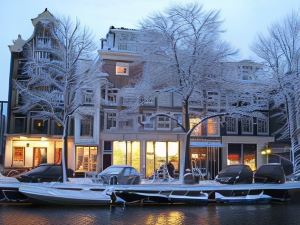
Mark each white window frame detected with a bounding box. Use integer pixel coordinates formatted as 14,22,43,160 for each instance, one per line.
80,116,94,137
257,118,268,135
116,62,129,75
83,89,93,104
156,116,171,131
226,117,238,134
106,112,117,130
241,117,253,134
141,113,155,131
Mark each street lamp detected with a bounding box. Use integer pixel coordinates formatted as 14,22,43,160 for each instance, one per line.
261,147,272,164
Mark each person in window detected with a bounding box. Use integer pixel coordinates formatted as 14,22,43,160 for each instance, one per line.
167,161,175,178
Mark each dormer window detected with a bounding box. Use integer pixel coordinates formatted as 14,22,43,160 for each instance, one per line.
116,62,129,75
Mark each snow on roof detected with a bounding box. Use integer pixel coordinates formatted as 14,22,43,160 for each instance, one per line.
8,34,26,52
31,8,56,26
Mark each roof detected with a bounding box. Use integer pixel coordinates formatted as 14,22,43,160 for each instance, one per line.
31,8,56,26
8,34,26,53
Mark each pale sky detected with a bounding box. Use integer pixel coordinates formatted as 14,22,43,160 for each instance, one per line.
1,0,299,100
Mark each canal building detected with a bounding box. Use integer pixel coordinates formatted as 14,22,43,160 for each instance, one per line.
4,10,279,178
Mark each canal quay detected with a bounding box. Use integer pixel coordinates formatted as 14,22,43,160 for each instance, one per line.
1,202,300,225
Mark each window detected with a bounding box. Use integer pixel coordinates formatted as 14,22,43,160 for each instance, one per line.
226,117,237,134
207,118,219,136
107,89,118,103
190,118,202,136
241,117,253,134
14,117,26,133
13,147,25,167
106,113,117,129
113,141,140,172
119,119,133,129
83,90,93,104
207,91,219,108
146,141,179,178
54,148,62,165
227,144,257,171
157,116,171,130
116,62,129,75
257,118,268,134
80,116,93,136
34,51,50,61
141,113,154,130
32,119,48,134
33,147,47,167
53,121,63,135
76,146,97,172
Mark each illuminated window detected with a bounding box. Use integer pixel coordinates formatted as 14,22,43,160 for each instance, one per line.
113,141,140,172
243,144,256,171
33,147,47,167
32,119,48,134
54,148,62,165
227,144,241,165
227,144,256,171
12,147,25,167
145,141,179,178
190,118,201,136
76,146,97,171
116,62,129,75
207,118,219,136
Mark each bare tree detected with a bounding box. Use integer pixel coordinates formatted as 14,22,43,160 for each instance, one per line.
16,16,98,182
120,3,268,179
253,11,300,173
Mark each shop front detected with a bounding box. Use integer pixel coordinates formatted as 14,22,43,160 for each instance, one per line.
5,136,63,170
190,141,223,179
103,140,180,178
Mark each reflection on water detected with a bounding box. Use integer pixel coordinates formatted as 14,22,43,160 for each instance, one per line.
1,203,300,225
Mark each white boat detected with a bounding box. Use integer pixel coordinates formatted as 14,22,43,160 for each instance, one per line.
215,191,272,204
115,190,209,204
19,183,114,205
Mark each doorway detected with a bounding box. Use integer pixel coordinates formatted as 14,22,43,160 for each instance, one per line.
33,147,47,167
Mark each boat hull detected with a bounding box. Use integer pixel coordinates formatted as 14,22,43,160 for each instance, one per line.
19,184,112,206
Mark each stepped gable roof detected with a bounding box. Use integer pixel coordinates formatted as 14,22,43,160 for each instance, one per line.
31,8,56,26
8,34,26,53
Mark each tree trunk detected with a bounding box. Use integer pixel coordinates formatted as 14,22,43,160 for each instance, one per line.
61,116,69,183
182,99,191,172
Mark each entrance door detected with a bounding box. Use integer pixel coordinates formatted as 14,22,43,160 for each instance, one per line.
191,147,220,179
103,154,112,170
33,147,47,167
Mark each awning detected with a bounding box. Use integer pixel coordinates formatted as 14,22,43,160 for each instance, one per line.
190,142,223,148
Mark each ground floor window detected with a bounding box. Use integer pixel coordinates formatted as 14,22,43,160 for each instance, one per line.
227,144,256,171
33,147,47,167
54,148,62,165
145,141,179,178
112,141,140,172
12,147,25,167
76,146,97,172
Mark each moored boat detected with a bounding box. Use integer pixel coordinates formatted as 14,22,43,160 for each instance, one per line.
19,183,113,205
215,190,272,204
115,189,209,205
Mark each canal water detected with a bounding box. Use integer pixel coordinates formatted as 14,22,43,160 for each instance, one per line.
0,202,299,225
